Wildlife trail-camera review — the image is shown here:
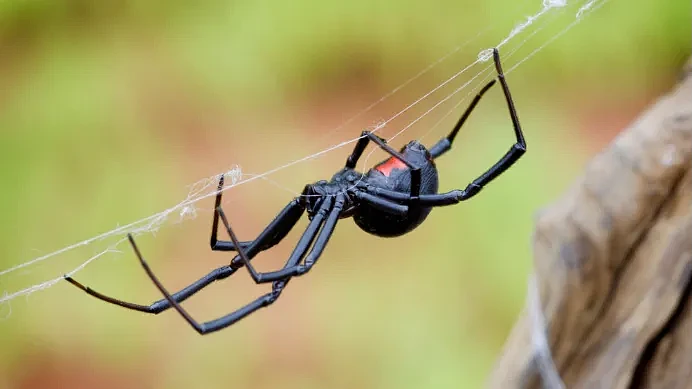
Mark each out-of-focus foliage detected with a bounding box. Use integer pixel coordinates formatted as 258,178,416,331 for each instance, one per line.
0,1,689,388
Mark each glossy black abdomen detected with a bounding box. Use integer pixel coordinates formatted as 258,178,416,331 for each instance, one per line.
353,147,439,237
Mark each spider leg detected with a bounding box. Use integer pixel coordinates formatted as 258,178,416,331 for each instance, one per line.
421,48,526,202
429,79,496,159
220,194,345,282
65,195,306,315
350,188,434,220
350,190,408,215
132,198,335,334
64,265,238,314
126,234,277,334
345,131,372,168
449,48,526,201
210,174,250,251
220,198,334,283
345,128,413,168
344,132,422,202
211,175,305,254
360,186,466,207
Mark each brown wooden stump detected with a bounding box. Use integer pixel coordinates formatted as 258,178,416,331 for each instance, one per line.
488,61,692,389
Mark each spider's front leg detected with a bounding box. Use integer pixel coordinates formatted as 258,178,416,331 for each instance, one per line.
434,48,525,202
345,131,385,168
460,48,526,196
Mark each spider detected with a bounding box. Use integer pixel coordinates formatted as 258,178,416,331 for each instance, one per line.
65,48,526,334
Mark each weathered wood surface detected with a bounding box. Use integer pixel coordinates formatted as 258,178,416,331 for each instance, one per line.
488,61,692,389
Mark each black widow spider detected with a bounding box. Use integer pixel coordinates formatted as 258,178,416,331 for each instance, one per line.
65,48,526,334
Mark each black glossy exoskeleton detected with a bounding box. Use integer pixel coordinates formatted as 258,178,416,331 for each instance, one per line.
65,48,527,334
351,140,439,237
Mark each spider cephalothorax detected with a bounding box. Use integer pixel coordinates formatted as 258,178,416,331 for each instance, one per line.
65,48,526,335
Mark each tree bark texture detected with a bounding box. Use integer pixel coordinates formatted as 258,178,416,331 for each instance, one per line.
488,61,692,389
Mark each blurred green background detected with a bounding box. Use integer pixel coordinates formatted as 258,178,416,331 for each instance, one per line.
0,0,689,388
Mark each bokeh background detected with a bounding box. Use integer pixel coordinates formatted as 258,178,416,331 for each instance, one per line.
0,1,689,388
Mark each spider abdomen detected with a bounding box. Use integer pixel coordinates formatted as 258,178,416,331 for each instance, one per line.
353,142,439,237
353,204,434,237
